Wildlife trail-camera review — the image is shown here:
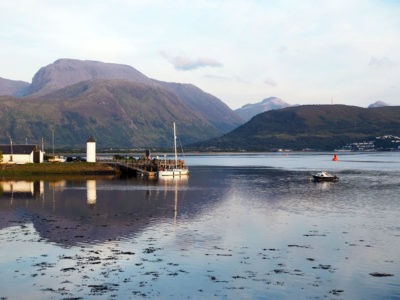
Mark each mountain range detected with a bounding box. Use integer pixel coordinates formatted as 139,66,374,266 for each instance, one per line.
193,105,400,151
1,59,396,151
0,59,242,148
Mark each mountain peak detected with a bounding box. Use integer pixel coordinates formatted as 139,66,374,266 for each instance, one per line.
24,58,153,97
368,100,389,108
235,96,290,122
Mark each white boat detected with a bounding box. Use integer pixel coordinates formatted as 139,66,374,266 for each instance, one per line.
312,171,338,182
48,155,66,163
158,122,189,177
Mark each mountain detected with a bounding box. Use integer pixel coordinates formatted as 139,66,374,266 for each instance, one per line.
21,59,155,97
235,97,290,122
368,101,389,108
0,59,242,148
0,77,29,96
193,105,400,151
158,81,243,132
24,59,242,133
0,80,218,148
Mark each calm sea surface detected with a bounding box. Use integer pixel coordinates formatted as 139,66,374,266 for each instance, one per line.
0,152,399,299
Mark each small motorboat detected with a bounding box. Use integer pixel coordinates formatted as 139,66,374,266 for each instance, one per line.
312,171,338,182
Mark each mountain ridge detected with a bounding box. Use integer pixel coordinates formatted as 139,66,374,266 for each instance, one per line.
0,77,29,96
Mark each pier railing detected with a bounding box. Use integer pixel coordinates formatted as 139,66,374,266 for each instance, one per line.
100,158,187,176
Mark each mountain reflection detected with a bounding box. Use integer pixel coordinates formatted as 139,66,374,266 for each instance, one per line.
0,176,203,247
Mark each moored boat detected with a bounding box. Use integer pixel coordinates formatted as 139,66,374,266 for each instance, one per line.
312,171,338,182
158,122,189,177
158,168,189,177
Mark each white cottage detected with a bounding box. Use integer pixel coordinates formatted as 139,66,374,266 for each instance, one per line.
0,144,44,164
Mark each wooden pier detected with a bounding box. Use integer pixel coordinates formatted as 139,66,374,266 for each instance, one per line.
103,158,187,178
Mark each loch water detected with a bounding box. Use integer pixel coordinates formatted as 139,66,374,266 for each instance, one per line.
0,152,399,299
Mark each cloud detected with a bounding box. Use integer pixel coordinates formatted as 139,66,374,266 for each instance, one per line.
368,56,396,70
160,51,223,71
204,74,249,84
264,78,277,87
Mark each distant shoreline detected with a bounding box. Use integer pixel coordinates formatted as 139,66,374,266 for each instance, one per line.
0,162,119,179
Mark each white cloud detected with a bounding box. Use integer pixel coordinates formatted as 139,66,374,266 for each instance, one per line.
160,51,223,71
369,56,396,70
264,78,277,87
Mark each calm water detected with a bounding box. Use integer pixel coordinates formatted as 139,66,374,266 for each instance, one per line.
0,152,399,299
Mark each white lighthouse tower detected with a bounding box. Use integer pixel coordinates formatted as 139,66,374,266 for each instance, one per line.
86,136,96,163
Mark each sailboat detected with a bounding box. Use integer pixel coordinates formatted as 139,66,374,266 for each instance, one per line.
158,122,189,177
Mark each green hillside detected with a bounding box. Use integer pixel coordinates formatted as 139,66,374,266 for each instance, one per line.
0,80,219,148
193,105,400,151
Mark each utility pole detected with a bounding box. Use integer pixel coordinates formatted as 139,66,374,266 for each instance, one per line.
51,128,55,156
10,138,13,162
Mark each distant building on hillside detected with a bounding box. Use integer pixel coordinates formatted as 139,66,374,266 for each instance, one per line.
335,135,400,152
0,144,44,164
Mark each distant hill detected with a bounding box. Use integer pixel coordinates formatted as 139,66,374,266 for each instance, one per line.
193,105,400,151
0,59,242,148
368,101,389,108
235,97,290,122
0,77,29,96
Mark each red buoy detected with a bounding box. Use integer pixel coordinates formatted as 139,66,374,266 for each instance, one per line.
332,154,338,161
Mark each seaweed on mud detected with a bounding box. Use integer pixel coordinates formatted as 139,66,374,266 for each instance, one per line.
369,272,394,277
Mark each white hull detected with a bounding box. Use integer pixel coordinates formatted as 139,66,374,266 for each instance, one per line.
158,168,189,177
158,122,189,178
49,156,66,163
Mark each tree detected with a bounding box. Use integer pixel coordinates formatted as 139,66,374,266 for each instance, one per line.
0,151,3,163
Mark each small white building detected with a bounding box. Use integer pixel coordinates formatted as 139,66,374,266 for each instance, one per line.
86,136,96,163
0,144,44,164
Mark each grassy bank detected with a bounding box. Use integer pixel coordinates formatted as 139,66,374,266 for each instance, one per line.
0,162,119,179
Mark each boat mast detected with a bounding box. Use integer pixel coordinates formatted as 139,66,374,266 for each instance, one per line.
51,128,55,156
173,122,177,169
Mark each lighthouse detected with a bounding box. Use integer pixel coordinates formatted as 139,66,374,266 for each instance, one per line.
86,136,96,163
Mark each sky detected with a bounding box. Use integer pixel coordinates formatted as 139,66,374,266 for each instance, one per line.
1,0,400,109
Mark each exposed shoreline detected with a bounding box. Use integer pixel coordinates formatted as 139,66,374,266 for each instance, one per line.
0,162,119,179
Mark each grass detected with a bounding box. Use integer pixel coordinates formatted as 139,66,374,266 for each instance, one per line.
0,162,118,179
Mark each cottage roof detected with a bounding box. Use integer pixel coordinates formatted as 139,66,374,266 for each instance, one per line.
0,144,38,155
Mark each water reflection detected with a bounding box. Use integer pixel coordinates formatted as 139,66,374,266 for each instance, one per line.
157,176,188,224
86,179,96,207
0,180,43,199
0,177,194,247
